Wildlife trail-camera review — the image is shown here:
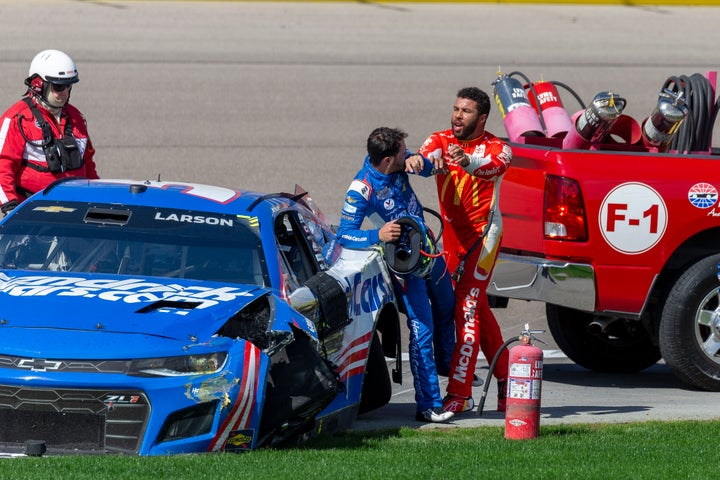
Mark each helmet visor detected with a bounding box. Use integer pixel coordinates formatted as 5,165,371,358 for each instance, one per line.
44,74,79,85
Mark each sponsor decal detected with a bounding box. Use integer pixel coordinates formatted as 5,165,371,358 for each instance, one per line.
345,271,390,317
154,212,233,226
348,180,371,201
452,287,480,384
235,214,259,228
375,186,392,200
32,206,76,213
688,182,718,209
342,202,357,214
0,274,254,312
599,182,667,254
383,198,395,210
225,429,254,451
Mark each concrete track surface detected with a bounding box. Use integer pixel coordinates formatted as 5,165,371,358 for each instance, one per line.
0,1,719,428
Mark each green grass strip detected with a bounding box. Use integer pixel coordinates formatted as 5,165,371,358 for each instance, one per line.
3,420,719,480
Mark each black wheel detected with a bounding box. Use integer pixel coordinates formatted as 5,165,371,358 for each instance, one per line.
358,332,391,414
546,304,661,372
660,254,720,391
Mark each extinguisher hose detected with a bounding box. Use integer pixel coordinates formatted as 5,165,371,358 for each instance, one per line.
508,71,548,135
550,80,586,110
476,336,521,416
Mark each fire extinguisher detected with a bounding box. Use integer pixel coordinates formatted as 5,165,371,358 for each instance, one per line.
504,333,544,440
527,81,574,139
563,91,627,149
492,71,545,143
476,324,546,440
642,89,689,152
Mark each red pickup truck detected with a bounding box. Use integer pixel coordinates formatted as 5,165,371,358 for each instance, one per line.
487,73,720,391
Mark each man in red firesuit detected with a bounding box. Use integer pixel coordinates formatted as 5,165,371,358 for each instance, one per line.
0,49,99,216
418,87,513,413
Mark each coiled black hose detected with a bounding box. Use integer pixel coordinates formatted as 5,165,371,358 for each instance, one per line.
664,73,716,153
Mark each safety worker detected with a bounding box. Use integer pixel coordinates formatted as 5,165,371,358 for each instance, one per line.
337,126,455,423
419,87,513,414
0,49,99,216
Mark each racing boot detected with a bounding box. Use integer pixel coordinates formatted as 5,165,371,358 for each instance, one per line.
416,407,454,423
442,395,475,414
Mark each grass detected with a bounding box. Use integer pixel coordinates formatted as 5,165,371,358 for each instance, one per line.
3,421,718,480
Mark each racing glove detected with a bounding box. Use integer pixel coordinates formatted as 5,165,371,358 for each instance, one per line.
1,200,18,217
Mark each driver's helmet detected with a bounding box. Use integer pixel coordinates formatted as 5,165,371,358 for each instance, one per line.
383,215,437,278
24,50,79,102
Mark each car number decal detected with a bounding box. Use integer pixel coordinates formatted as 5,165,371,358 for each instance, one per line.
599,182,667,254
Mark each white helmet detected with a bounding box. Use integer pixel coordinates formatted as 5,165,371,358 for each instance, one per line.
27,49,79,85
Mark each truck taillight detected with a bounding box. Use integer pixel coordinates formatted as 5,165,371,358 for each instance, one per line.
544,174,587,241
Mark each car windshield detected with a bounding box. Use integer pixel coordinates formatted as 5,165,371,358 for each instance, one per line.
0,201,268,286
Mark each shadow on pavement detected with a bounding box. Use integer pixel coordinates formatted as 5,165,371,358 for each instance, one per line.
542,361,692,390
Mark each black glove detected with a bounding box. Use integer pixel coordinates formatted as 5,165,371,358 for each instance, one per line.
1,200,18,215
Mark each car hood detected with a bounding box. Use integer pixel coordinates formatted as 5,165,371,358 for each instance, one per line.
0,271,270,358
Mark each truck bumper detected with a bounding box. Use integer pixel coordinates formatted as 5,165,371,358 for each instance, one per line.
487,253,596,312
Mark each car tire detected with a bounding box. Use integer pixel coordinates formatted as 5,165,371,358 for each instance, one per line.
546,304,661,373
659,254,720,391
358,331,392,414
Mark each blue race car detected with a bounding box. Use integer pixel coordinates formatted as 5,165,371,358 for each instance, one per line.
0,178,401,455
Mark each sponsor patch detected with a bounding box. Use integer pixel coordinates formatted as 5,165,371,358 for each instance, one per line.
348,180,371,201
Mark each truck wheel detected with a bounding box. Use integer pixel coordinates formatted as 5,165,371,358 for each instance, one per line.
660,254,720,391
358,331,392,414
546,304,661,372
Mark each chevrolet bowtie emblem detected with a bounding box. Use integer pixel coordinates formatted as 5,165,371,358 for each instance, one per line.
17,358,62,371
32,206,76,213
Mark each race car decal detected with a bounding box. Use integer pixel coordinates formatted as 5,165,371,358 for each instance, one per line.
235,214,259,228
688,182,718,209
0,274,255,311
225,429,255,452
94,180,243,204
345,271,391,317
154,212,234,226
208,342,261,452
599,182,668,255
334,331,372,381
32,206,76,213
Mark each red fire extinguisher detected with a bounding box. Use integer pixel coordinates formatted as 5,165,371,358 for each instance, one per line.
526,81,574,139
504,332,544,440
476,325,546,440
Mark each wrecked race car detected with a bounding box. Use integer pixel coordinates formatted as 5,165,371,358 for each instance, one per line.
0,178,401,455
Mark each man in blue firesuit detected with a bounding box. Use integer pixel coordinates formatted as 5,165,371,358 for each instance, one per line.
336,126,455,423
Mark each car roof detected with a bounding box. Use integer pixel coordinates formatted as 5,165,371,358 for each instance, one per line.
32,178,304,216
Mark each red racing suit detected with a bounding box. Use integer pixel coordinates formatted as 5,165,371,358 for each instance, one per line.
419,129,512,399
0,95,98,209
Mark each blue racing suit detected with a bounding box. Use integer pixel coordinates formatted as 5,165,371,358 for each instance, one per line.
337,154,455,413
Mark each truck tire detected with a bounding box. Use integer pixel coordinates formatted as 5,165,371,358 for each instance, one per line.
659,254,720,391
546,304,661,372
358,331,392,414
